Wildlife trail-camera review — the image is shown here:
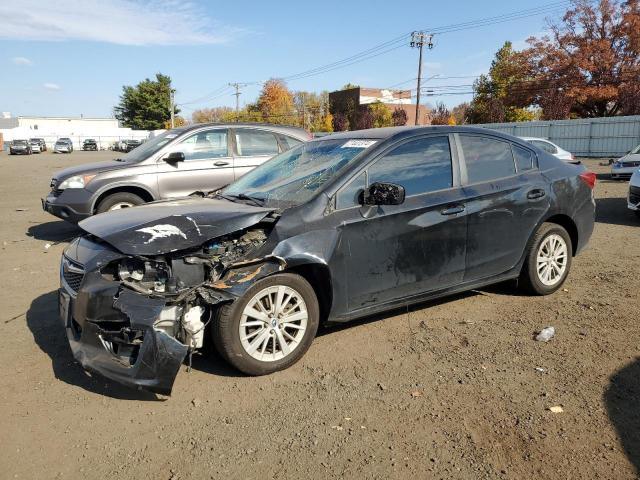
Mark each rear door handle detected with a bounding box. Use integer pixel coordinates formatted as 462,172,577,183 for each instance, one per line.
527,188,546,200
440,204,465,216
214,160,230,167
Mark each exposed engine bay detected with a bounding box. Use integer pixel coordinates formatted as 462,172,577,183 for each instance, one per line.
103,227,270,353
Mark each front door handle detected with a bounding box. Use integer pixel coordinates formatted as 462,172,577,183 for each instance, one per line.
527,188,546,200
214,160,230,167
440,204,465,216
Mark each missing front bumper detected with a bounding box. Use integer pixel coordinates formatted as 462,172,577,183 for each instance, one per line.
60,287,188,395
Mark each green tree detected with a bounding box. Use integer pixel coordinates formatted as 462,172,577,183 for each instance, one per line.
114,73,178,130
467,42,535,123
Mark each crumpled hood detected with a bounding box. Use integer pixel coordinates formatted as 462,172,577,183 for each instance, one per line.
53,160,133,181
78,197,274,255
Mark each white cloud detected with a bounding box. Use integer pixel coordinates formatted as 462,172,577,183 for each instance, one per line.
12,56,33,66
0,0,241,46
43,83,61,90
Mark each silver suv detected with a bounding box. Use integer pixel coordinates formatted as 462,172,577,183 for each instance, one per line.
42,123,310,223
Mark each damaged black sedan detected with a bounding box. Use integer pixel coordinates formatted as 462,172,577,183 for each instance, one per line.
60,126,596,395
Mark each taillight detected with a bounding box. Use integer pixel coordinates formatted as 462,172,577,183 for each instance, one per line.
579,171,596,189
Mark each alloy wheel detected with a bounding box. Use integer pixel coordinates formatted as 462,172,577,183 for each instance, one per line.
536,233,568,286
108,202,134,211
239,285,308,362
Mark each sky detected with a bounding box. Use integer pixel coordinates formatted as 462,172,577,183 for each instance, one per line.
0,0,561,119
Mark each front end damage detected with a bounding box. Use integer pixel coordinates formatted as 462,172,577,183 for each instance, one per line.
60,208,284,395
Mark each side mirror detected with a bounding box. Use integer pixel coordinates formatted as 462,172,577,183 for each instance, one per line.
164,151,185,163
363,182,406,206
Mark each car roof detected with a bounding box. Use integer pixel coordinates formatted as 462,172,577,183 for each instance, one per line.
319,125,518,142
178,122,310,140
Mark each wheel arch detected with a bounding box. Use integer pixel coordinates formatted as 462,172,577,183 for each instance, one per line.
92,185,155,213
284,263,333,323
542,213,579,256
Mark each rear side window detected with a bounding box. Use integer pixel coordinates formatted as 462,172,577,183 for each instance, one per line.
235,129,280,156
530,140,557,154
460,135,515,183
513,144,534,172
367,136,453,197
280,135,303,150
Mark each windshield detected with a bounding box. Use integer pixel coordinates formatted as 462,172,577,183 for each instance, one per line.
120,130,181,162
223,138,377,208
14,140,27,145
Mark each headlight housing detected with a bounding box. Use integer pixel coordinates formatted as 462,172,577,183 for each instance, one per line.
58,174,96,190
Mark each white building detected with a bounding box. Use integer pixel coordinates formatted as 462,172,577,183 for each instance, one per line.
0,113,151,150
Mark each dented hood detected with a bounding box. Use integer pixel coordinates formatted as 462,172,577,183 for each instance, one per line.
78,197,274,255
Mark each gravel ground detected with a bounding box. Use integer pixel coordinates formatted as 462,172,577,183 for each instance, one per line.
0,150,638,480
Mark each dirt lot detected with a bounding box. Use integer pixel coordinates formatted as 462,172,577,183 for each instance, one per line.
0,150,638,479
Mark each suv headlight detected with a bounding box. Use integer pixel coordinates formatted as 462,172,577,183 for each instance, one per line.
58,174,96,190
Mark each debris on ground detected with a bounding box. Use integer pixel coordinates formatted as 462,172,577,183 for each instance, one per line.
535,367,547,373
535,326,555,342
44,243,51,250
549,406,564,413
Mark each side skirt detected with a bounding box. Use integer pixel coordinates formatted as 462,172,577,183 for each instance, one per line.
329,269,521,324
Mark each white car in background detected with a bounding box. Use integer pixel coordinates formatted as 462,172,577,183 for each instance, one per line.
611,144,640,180
629,168,640,218
520,137,578,163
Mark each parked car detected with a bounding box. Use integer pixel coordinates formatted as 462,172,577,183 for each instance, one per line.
54,139,73,154
520,137,577,163
43,123,311,223
30,138,47,152
82,139,98,151
123,139,141,152
29,139,42,153
611,144,640,180
628,168,640,218
57,126,596,394
9,139,32,155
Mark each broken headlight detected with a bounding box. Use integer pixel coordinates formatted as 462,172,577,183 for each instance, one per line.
118,258,170,293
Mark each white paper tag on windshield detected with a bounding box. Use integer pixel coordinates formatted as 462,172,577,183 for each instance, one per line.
341,140,377,149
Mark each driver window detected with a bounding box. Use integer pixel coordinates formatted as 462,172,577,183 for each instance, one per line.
369,136,452,196
177,129,228,161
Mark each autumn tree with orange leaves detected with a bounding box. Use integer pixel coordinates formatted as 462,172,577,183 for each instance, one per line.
520,0,639,119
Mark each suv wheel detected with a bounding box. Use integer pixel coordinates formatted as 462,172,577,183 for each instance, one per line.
212,273,319,375
96,192,145,213
520,222,573,295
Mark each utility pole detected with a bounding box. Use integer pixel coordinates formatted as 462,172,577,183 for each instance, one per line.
169,89,175,129
229,83,244,122
410,32,433,126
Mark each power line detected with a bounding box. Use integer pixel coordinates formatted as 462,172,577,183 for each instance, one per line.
177,1,575,109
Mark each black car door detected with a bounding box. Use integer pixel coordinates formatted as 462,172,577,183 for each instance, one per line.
457,134,549,281
330,134,468,314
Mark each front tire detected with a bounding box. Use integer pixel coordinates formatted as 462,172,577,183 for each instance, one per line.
212,273,319,375
520,223,573,295
96,192,145,213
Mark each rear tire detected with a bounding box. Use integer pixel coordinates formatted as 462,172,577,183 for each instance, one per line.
520,222,573,295
212,273,319,375
96,192,145,213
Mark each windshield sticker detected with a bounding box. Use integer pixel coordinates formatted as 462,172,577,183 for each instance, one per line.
341,140,377,149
